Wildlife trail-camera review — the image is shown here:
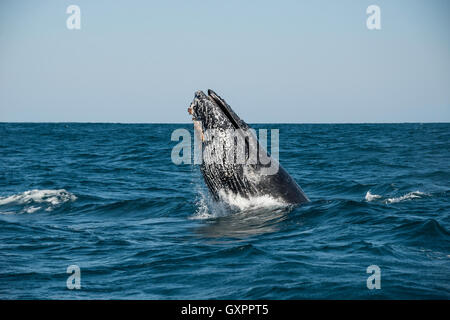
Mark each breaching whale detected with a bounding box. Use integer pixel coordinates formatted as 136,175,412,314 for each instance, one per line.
188,89,309,205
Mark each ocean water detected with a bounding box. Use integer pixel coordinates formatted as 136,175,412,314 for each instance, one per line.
0,123,449,299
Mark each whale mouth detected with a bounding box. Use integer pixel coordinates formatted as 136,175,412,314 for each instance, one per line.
188,89,248,131
207,89,242,130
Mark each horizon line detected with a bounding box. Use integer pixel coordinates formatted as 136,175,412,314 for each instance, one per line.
0,121,449,125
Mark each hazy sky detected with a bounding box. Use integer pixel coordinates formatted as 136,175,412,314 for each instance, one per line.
0,0,449,123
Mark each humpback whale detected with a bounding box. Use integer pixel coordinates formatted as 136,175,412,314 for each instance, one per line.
188,89,309,205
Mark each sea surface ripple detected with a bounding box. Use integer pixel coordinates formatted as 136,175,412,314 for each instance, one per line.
0,123,449,299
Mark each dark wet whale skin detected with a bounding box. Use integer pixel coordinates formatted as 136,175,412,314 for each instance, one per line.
190,89,309,205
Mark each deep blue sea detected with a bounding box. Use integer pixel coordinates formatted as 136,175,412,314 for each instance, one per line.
0,123,449,299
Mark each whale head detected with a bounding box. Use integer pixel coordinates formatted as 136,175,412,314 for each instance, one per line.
189,89,249,131
186,89,310,205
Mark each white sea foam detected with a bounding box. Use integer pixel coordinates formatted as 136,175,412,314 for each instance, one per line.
190,188,289,220
218,190,288,212
385,191,427,204
365,191,382,202
25,206,41,214
365,190,428,204
0,189,77,214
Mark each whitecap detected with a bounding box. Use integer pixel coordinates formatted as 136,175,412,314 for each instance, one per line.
0,189,77,214
25,206,41,214
385,191,427,204
365,191,382,202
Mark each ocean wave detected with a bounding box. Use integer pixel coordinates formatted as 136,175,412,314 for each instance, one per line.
0,189,77,214
364,190,428,204
392,218,450,245
385,191,428,204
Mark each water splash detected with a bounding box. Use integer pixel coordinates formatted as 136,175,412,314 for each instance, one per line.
191,188,289,220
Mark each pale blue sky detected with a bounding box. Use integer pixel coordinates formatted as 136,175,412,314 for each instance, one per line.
0,0,449,123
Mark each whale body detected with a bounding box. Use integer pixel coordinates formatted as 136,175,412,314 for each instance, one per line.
189,89,309,205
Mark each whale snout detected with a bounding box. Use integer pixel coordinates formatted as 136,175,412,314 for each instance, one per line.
194,90,207,99
188,89,247,130
188,90,209,122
